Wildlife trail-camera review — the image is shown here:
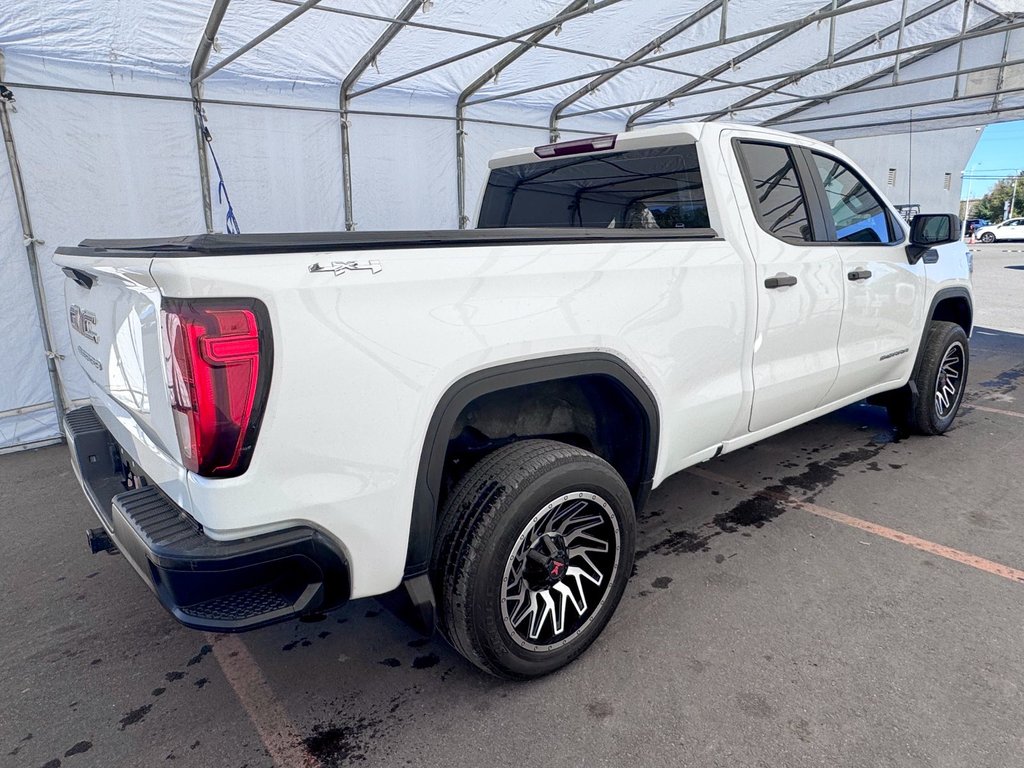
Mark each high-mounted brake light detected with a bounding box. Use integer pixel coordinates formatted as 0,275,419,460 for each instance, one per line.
534,134,617,158
162,299,272,478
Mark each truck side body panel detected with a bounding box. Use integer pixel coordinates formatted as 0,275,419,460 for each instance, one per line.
140,233,751,597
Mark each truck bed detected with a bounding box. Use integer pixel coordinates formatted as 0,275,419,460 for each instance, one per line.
58,227,721,257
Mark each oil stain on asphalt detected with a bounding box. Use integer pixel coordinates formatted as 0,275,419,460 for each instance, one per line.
633,420,905,575
302,688,418,766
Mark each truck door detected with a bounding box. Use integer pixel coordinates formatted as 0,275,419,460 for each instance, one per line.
802,150,924,400
730,139,844,433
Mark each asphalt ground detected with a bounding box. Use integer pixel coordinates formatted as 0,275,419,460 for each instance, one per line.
1,243,1022,768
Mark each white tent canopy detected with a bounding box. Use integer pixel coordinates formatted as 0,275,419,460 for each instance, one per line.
1,0,1022,450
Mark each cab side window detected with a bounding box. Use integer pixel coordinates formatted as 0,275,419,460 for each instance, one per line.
810,152,901,244
736,141,815,244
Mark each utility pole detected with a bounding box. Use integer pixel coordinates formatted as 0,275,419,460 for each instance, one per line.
1011,174,1020,218
961,161,980,240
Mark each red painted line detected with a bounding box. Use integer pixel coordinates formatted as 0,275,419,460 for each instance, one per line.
208,633,321,768
968,404,1024,420
688,467,1024,585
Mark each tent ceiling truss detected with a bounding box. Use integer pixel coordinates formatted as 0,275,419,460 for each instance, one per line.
12,0,1024,235
2,0,1021,441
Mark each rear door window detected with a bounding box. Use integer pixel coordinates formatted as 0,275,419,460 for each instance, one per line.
735,141,815,243
477,145,710,229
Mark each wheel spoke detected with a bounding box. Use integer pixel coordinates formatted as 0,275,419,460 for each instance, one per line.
933,341,966,418
554,576,587,617
529,590,558,640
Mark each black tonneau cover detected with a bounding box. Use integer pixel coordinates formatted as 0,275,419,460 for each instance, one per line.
60,227,720,257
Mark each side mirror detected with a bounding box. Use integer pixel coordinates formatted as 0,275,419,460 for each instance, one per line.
906,213,961,265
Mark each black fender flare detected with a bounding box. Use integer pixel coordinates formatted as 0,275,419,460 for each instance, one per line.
901,287,973,410
912,287,973,378
404,352,660,576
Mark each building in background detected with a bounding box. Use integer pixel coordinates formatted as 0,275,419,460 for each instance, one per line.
830,125,983,218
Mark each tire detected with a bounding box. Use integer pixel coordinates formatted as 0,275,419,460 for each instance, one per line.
431,439,635,679
980,232,996,243
893,321,970,435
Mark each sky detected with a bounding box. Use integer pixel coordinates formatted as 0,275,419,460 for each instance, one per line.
959,119,1024,201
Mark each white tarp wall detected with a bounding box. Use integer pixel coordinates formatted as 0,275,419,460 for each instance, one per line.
0,133,56,447
1,0,1022,450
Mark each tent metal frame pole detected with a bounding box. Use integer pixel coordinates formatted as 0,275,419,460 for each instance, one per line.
698,0,959,122
789,99,1024,136
632,54,1024,126
2,80,606,136
0,87,69,434
974,0,1012,19
892,0,911,84
13,73,1021,137
270,0,728,83
190,0,231,234
456,0,589,229
763,12,1007,126
559,9,1019,122
465,0,891,107
992,28,1011,111
953,0,973,99
762,82,1024,131
827,0,838,64
456,0,593,228
351,0,626,99
194,0,323,83
341,0,424,232
549,0,724,141
624,0,851,130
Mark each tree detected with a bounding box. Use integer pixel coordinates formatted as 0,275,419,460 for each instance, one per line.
972,172,1024,222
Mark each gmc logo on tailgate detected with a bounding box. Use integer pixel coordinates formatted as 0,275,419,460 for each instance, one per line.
69,305,98,343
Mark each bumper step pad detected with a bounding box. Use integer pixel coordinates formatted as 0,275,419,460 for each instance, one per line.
111,485,340,631
64,406,350,633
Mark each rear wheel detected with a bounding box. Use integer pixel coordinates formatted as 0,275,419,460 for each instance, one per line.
888,321,969,435
431,439,635,679
979,232,996,243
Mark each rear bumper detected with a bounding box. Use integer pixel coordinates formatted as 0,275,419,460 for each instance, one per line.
64,406,350,631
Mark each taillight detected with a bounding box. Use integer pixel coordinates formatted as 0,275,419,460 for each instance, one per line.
162,299,272,478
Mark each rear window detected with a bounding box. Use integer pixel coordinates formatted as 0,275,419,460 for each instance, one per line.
477,145,710,229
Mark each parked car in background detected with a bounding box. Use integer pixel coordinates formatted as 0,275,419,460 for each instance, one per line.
975,218,1023,242
965,217,989,236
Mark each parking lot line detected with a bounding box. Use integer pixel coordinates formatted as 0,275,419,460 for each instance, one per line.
688,467,1024,585
209,633,321,768
969,403,1024,419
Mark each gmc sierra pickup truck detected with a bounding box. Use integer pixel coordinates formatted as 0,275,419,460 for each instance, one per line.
57,122,973,679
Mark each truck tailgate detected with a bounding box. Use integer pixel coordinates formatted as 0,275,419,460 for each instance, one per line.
54,252,183,468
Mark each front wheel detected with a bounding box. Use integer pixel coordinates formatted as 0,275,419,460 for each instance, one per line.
889,321,970,435
431,439,635,679
980,232,996,243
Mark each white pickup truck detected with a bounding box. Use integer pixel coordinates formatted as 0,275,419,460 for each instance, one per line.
58,122,973,679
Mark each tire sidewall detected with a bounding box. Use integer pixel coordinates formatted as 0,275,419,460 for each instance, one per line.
467,460,635,678
917,323,970,433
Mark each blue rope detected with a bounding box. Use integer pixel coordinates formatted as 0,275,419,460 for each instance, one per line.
195,102,240,235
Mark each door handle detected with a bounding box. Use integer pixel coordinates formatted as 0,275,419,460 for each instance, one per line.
764,274,798,289
62,266,94,290
847,269,872,281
